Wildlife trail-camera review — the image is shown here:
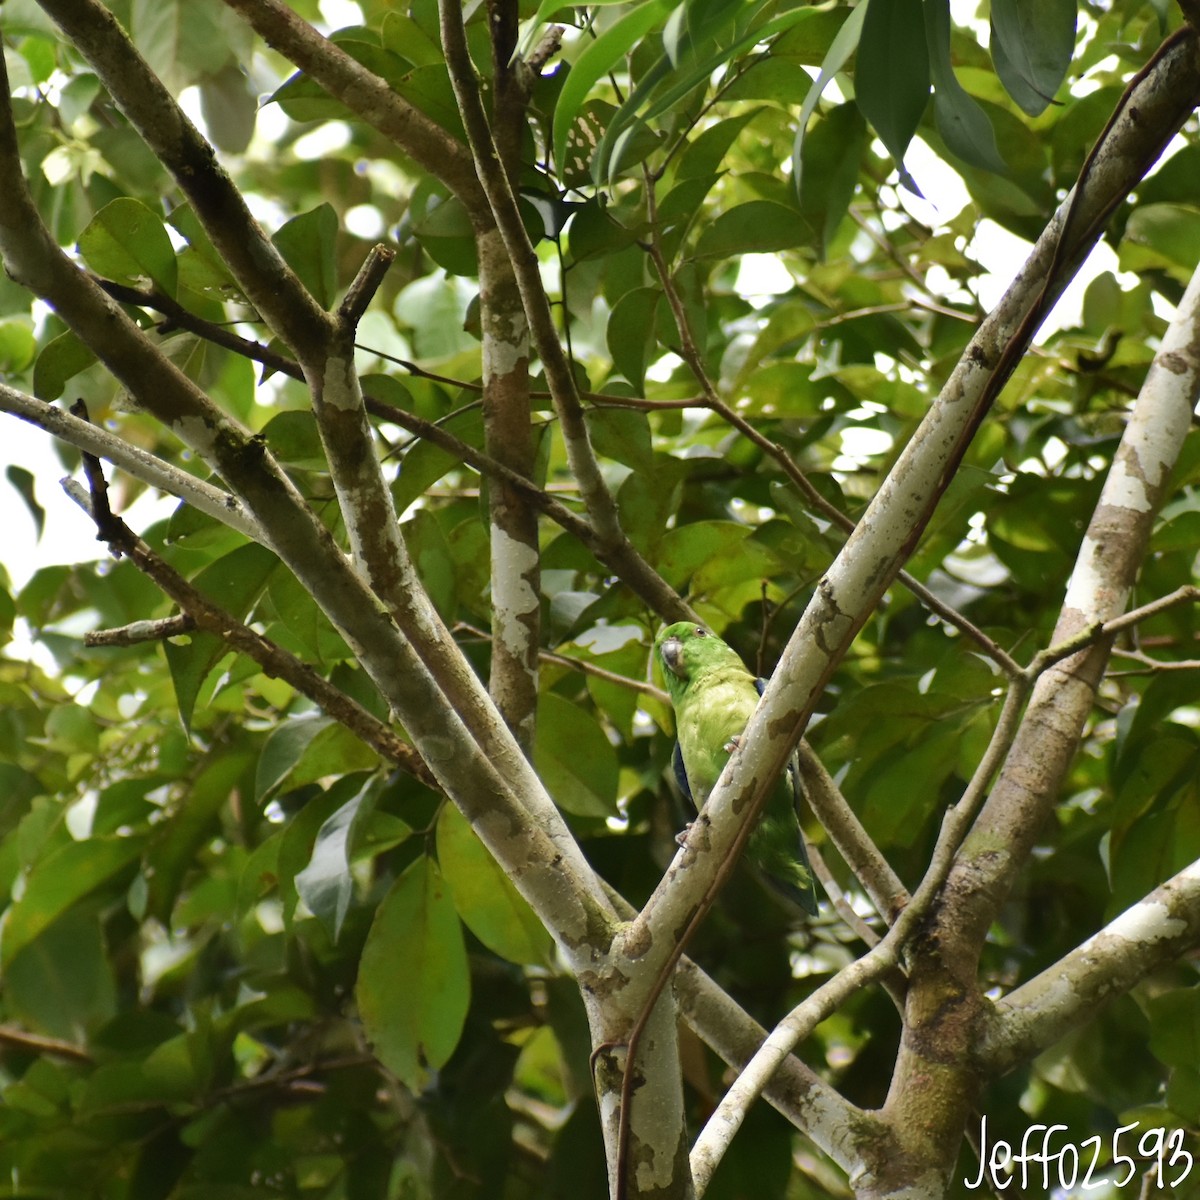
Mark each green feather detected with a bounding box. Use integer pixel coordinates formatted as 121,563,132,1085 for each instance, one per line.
653,621,819,916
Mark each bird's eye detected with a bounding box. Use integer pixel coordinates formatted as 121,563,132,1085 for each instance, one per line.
693,627,707,637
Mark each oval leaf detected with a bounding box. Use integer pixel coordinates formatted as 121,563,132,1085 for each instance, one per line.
271,203,339,309
356,857,470,1088
295,777,380,941
855,0,930,184
923,0,1006,174
533,693,619,817
990,0,1077,118
1,834,146,967
436,804,553,967
78,197,178,296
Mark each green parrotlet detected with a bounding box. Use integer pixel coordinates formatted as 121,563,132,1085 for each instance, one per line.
654,621,819,917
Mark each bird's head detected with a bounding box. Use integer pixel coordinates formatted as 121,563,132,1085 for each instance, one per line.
654,621,743,700
655,621,707,683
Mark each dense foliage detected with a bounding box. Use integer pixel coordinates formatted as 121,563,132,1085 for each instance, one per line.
1,1,1200,1197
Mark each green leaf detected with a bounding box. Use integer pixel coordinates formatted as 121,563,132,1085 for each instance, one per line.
990,0,1077,117
606,287,659,391
392,409,484,516
78,197,178,296
534,692,619,817
794,101,868,253
6,466,44,539
693,200,811,258
855,0,930,185
255,714,380,802
594,5,818,186
198,62,257,154
676,109,760,181
356,857,470,1089
4,908,116,1039
146,751,255,922
923,0,1006,174
403,508,458,620
163,542,278,729
261,410,327,470
1,834,146,966
585,407,653,473
1149,987,1200,1072
1120,203,1200,278
656,520,754,590
738,362,825,418
131,0,253,91
0,320,36,372
266,568,351,665
551,0,674,171
295,776,381,941
272,203,339,309
33,330,98,400
436,804,553,966
792,2,867,198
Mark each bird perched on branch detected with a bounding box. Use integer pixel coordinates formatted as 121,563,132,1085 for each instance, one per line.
653,621,819,917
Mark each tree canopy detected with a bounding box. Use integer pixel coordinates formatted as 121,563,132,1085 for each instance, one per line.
2,1,1200,1198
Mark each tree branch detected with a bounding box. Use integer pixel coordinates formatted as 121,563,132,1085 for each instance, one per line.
0,52,613,957
690,671,1034,1190
62,457,436,789
981,858,1200,1076
0,381,266,545
336,244,397,333
795,741,909,924
622,21,1200,993
0,1024,92,1064
85,614,195,646
437,0,693,626
935,211,1200,980
643,178,1020,679
477,229,540,749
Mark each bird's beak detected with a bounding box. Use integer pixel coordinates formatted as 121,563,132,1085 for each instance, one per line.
660,636,685,678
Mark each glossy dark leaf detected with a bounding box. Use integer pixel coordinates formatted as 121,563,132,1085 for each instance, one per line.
990,0,1077,117
855,0,930,185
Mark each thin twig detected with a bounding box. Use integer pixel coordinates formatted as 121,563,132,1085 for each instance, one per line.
337,243,397,332
85,614,195,646
63,414,437,791
0,1024,92,1064
455,621,668,701
642,174,1021,678
795,741,909,925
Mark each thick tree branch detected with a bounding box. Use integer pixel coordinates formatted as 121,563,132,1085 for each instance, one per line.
477,229,540,748
624,23,1200,988
0,55,613,960
981,858,1200,1076
689,674,1032,1190
62,474,436,790
93,274,693,620
935,225,1200,979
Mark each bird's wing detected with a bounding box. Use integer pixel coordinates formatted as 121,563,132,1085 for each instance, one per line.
672,741,695,810
755,677,819,916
